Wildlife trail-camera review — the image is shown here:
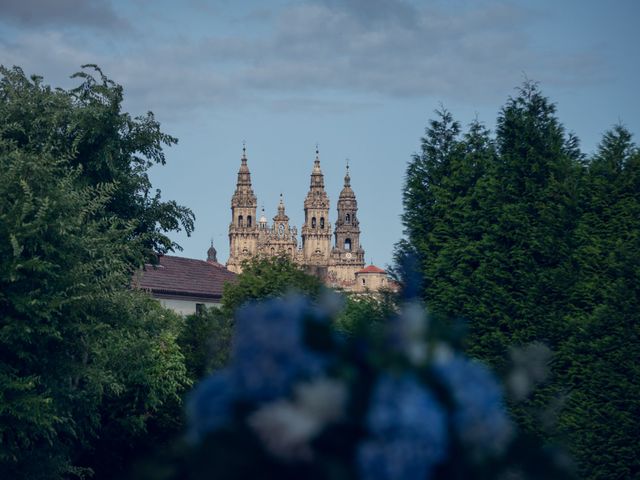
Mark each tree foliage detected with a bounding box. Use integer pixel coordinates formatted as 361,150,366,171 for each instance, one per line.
555,126,640,479
396,82,639,478
0,66,191,479
178,307,234,381
0,65,194,264
221,255,325,316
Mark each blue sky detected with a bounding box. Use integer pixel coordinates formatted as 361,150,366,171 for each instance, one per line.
1,0,638,268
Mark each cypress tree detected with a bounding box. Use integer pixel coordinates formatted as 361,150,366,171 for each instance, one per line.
557,126,640,479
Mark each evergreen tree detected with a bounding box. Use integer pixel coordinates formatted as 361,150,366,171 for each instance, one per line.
557,126,640,479
469,82,580,361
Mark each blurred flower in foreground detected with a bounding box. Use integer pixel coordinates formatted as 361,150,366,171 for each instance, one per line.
186,369,234,442
248,377,348,460
232,295,328,402
391,302,429,364
358,374,447,480
508,342,552,401
433,355,514,456
181,294,571,480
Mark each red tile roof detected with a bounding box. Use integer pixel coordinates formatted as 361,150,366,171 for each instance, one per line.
134,255,236,299
356,264,386,274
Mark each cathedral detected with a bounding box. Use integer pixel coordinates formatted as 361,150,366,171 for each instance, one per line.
227,146,385,292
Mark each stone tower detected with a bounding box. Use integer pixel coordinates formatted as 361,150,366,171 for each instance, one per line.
227,146,259,273
258,195,298,261
329,164,365,286
301,148,332,266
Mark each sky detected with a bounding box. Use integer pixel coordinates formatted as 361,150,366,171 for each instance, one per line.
1,0,639,268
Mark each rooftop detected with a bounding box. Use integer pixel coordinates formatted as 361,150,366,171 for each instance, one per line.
356,264,386,274
134,255,236,299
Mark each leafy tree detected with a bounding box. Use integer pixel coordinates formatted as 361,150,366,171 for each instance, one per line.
0,65,194,264
0,67,190,479
395,82,640,479
174,256,325,385
398,108,462,289
555,126,640,479
221,255,324,316
334,292,397,339
178,307,234,381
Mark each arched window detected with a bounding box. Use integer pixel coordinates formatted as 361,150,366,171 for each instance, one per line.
344,238,352,251
238,215,244,227
320,217,325,229
346,213,351,224
362,278,366,285
312,217,317,228
271,247,275,255
247,215,252,227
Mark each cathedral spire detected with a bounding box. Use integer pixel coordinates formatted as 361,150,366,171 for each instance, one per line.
274,193,289,222
227,142,258,274
309,145,325,188
236,142,252,188
313,144,321,172
302,145,331,263
344,159,351,187
207,239,218,263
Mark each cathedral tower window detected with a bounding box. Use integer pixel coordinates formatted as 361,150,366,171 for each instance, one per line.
238,215,244,226
312,217,317,228
320,217,325,229
346,213,351,224
247,215,252,227
345,238,352,250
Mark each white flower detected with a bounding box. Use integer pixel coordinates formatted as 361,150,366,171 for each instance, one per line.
295,377,348,425
397,302,430,365
247,378,348,461
508,342,552,400
432,342,454,364
248,400,318,460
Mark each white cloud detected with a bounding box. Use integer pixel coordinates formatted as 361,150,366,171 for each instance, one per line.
0,0,605,117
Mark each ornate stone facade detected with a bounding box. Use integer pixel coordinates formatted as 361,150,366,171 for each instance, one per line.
226,147,367,291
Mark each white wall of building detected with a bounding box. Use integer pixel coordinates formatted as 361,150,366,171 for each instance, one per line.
157,297,221,316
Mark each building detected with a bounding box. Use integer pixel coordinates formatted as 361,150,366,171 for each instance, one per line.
226,146,389,292
354,264,392,292
134,243,236,315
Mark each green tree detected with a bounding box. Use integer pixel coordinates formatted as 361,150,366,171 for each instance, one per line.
465,81,581,367
397,108,462,290
396,83,640,478
395,81,584,441
0,67,190,479
334,292,397,339
221,255,324,316
0,65,194,264
556,126,640,479
178,307,233,381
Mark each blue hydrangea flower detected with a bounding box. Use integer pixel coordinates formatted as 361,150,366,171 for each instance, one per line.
358,374,448,480
231,295,328,402
186,369,234,442
357,437,440,480
433,355,513,454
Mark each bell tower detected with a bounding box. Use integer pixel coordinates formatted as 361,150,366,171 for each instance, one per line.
329,163,365,285
227,145,259,273
301,147,332,265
